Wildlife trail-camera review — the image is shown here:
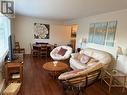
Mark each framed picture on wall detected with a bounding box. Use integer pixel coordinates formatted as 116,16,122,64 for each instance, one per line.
88,23,95,43
88,21,117,47
93,22,107,45
106,21,117,47
34,23,50,39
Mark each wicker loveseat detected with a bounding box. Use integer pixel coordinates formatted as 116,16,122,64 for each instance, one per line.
70,48,112,70
58,48,112,94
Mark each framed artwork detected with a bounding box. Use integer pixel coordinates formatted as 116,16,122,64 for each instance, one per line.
93,22,107,45
88,21,117,47
88,23,95,43
106,21,117,47
34,23,50,39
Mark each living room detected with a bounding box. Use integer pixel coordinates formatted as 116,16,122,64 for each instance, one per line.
0,0,127,95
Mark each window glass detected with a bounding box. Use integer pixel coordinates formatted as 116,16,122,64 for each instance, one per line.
0,14,10,57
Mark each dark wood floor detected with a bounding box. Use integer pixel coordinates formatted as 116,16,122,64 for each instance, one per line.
18,55,127,95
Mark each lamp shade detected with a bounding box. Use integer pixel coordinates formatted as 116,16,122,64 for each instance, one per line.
122,48,127,55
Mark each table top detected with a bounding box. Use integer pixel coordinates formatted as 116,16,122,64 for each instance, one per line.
43,61,69,72
33,43,53,47
6,63,23,68
105,69,126,77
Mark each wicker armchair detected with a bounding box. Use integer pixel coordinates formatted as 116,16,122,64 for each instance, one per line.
60,68,101,95
58,63,102,95
50,45,72,61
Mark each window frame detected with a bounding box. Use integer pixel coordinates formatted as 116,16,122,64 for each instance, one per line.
0,13,11,63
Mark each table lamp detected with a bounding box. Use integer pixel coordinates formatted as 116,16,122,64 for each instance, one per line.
122,48,127,56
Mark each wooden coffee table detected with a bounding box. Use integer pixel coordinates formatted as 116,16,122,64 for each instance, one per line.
43,61,69,78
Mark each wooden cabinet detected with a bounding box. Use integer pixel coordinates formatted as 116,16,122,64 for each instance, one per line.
5,62,23,84
70,39,76,52
70,25,77,52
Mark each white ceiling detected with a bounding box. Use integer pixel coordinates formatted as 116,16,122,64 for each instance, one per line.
15,0,127,21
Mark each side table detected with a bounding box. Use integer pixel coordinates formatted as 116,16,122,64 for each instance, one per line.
5,62,23,84
101,69,126,93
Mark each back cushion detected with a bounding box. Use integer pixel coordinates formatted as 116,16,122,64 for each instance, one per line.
92,51,111,64
80,49,93,56
80,48,111,64
80,54,91,64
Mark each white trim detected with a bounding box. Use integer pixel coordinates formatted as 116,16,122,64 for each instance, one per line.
0,49,8,71
0,79,5,95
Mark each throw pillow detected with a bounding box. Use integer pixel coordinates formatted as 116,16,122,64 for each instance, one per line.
80,54,91,64
57,47,67,56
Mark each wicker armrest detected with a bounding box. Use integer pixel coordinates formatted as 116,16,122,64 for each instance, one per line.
59,68,101,88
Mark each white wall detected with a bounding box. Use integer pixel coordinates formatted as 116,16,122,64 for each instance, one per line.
13,15,71,54
65,9,127,87
66,9,127,56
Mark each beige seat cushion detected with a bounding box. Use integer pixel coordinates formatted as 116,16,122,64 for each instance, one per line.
3,83,21,95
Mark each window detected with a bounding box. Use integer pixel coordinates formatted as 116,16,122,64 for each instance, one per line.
0,13,11,58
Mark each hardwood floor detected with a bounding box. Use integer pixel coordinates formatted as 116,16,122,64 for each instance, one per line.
17,55,127,95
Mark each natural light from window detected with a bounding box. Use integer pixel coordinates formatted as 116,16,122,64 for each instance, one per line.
0,12,11,59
